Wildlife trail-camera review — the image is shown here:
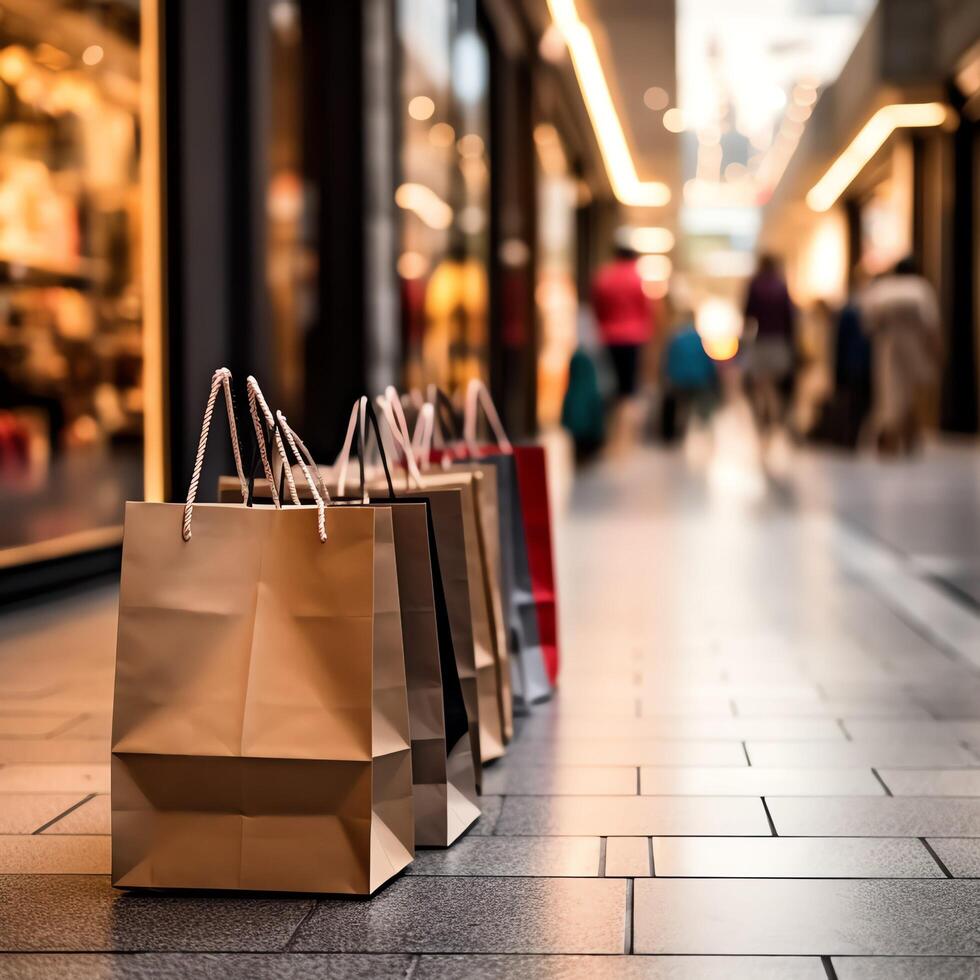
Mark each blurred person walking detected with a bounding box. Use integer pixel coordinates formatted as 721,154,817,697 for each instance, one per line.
591,228,656,450
742,254,796,437
661,308,718,443
861,256,941,454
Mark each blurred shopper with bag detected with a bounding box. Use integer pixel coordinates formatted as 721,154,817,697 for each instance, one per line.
742,254,796,436
591,228,656,450
861,256,942,455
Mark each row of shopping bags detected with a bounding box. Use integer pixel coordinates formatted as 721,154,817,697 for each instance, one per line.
110,370,559,894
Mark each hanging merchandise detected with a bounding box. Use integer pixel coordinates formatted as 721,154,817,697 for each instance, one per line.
111,370,414,894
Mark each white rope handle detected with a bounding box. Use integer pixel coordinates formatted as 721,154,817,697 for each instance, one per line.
464,378,512,452
379,387,422,488
335,397,368,502
276,411,327,543
246,376,300,507
412,402,434,467
182,367,248,542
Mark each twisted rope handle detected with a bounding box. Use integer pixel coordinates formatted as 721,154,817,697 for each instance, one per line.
182,367,249,542
464,378,512,453
276,411,328,543
246,376,300,507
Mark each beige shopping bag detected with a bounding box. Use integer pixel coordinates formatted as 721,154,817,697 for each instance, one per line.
112,371,413,894
271,400,480,844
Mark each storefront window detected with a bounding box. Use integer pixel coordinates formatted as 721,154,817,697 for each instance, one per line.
534,123,578,427
0,1,142,561
397,0,490,394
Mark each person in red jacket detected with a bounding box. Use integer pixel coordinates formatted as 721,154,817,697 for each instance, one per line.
591,230,655,400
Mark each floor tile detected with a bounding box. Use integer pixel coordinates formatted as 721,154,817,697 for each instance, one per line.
640,766,884,797
414,954,826,979
633,879,980,954
877,769,980,797
481,765,637,796
0,835,109,873
291,877,627,953
518,718,845,741
0,953,413,979
0,876,313,950
833,956,980,978
494,796,770,837
652,836,941,878
767,797,980,837
745,741,979,768
504,739,747,767
926,839,980,877
734,699,929,719
604,837,651,877
407,837,600,877
0,764,109,793
41,794,108,834
468,796,503,836
0,794,88,834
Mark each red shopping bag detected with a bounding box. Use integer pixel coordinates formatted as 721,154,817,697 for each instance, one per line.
464,381,560,687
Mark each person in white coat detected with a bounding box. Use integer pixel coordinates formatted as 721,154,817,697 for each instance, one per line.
861,257,942,454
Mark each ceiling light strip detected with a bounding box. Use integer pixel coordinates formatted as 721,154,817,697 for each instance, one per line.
547,0,670,208
806,102,949,212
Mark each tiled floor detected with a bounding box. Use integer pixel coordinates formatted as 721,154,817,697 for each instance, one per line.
5,439,980,976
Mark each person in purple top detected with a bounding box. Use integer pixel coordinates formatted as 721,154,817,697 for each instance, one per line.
742,254,797,434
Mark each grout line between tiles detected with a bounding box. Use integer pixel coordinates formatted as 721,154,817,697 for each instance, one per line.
647,836,655,877
836,719,852,741
760,797,778,836
821,955,839,980
282,900,320,950
32,793,96,834
624,878,634,954
635,768,640,795
919,837,954,878
741,741,752,766
598,837,607,877
870,768,893,796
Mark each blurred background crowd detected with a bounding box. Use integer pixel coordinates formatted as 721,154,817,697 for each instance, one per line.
0,0,976,602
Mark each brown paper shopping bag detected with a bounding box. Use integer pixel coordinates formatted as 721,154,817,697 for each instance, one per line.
111,371,413,894
366,392,507,764
276,398,479,845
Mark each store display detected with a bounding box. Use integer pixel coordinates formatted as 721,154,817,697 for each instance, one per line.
0,6,144,556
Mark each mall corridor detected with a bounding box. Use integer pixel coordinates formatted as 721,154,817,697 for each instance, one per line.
4,438,980,975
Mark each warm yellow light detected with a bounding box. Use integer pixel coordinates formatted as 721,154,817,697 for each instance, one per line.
395,182,453,230
428,122,455,148
662,107,685,133
0,46,30,85
397,251,430,279
643,86,668,111
82,45,104,67
408,95,434,120
630,226,674,253
636,254,672,282
457,133,484,158
546,0,670,207
807,103,949,212
696,297,741,362
641,279,669,300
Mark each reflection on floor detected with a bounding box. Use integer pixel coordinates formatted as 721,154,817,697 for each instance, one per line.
4,424,980,974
